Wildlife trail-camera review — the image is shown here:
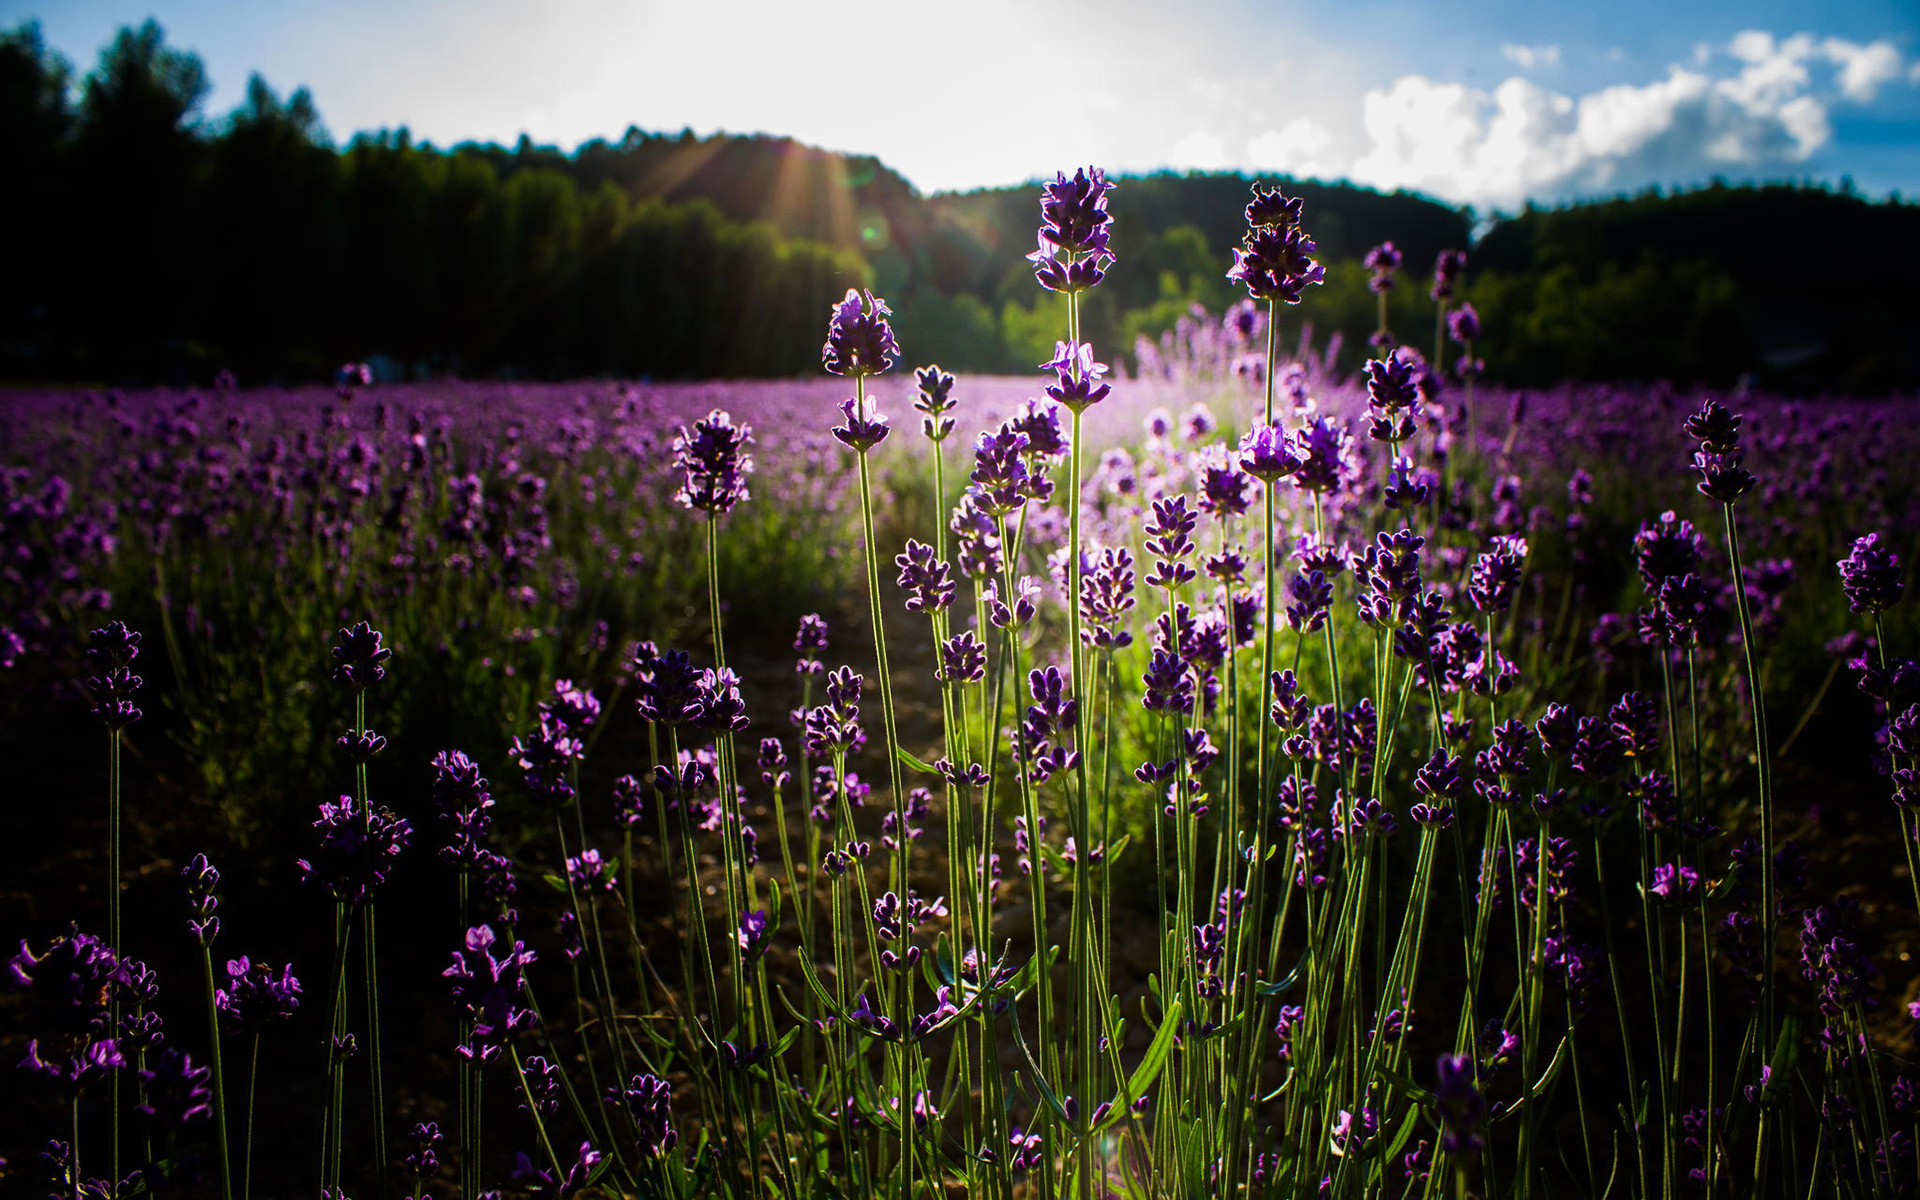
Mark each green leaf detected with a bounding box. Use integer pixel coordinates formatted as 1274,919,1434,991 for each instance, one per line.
772,1023,802,1057
1256,953,1308,995
1382,1108,1423,1162
1007,1006,1070,1122
1094,998,1182,1132
1371,1063,1429,1104
897,746,944,776
792,950,850,1023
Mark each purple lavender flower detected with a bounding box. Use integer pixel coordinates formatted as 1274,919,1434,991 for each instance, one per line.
1469,535,1528,614
895,539,956,614
1238,422,1298,483
1838,533,1904,615
520,1054,560,1116
914,365,957,441
968,427,1035,517
1801,896,1878,1023
431,750,495,870
330,621,391,690
1610,691,1661,760
444,924,537,1063
987,575,1041,629
1042,341,1113,411
938,631,988,684
10,925,123,1085
137,1047,211,1131
1285,570,1332,634
606,1073,677,1158
406,1122,443,1181
950,493,1004,578
1228,183,1324,304
1142,649,1195,714
336,728,387,762
1009,399,1069,462
737,909,770,966
1196,449,1252,518
216,958,302,1034
1364,241,1402,292
1693,448,1756,504
566,848,618,893
1031,168,1116,292
1431,249,1467,301
1286,415,1352,494
511,718,583,808
1569,716,1621,780
10,925,118,1040
182,853,221,944
672,409,755,514
1651,862,1700,904
1081,546,1138,650
831,395,892,453
822,288,899,377
793,614,829,676
545,679,601,734
757,739,790,790
1414,749,1468,811
512,1141,603,1199
1144,495,1199,591
1685,400,1755,503
689,667,749,733
87,621,144,727
1382,457,1432,509
1634,511,1706,591
297,798,412,905
1351,797,1399,837
1331,1107,1381,1156
1448,303,1481,344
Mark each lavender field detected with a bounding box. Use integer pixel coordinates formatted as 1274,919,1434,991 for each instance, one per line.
5,172,1920,1200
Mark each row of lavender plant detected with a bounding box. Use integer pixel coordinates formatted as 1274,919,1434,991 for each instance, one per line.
7,167,1919,1200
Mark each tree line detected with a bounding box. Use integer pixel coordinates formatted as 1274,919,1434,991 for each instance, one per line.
4,19,1915,390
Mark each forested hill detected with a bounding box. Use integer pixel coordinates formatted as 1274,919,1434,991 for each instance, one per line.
4,18,1917,389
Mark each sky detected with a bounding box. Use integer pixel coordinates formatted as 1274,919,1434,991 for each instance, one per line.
10,0,1920,211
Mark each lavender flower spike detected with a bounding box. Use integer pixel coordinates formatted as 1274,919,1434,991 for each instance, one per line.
1042,340,1113,412
914,365,957,441
832,396,892,453
822,288,899,377
1031,167,1116,292
330,621,391,690
1838,533,1904,615
672,409,755,515
1229,183,1324,304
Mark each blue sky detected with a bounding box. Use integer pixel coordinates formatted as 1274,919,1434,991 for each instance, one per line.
9,0,1918,209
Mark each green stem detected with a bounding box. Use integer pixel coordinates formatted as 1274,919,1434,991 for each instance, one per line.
243,1033,259,1200
200,944,234,1200
1721,504,1775,1068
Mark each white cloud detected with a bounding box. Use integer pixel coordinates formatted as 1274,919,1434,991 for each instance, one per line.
1499,43,1560,70
1333,29,1914,209
1171,129,1232,171
1822,36,1905,102
1247,117,1336,176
